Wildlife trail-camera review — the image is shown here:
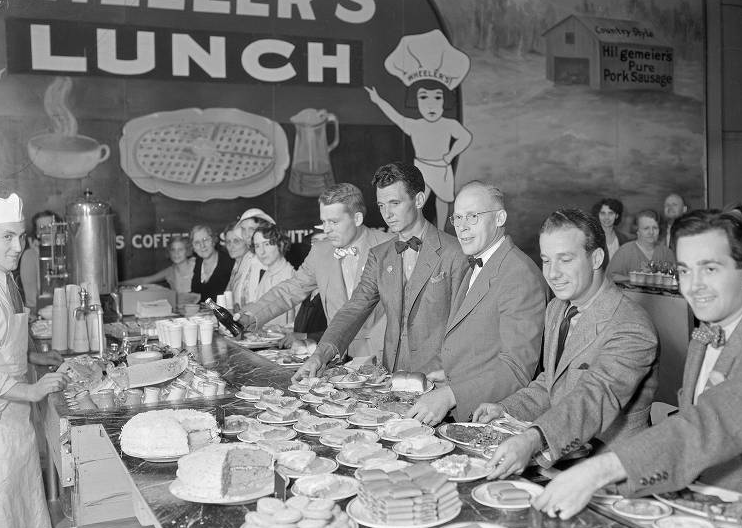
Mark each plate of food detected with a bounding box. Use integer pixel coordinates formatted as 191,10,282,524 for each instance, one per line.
393,435,455,461
221,415,251,436
254,395,303,411
293,416,348,436
611,498,672,521
329,373,369,389
319,429,380,449
254,440,311,456
431,454,489,482
301,389,348,405
353,459,412,479
317,400,369,418
236,386,283,401
471,480,543,509
291,474,360,501
237,331,285,348
592,484,623,504
437,422,513,453
237,420,298,443
275,451,338,479
652,515,716,528
378,418,435,442
347,408,400,428
355,364,389,385
257,409,310,425
346,497,460,528
336,443,397,468
169,477,270,504
245,496,357,528
654,484,742,524
343,387,383,403
126,450,182,463
275,354,309,367
288,378,334,395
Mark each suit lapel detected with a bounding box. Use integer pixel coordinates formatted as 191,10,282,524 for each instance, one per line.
691,322,742,402
353,226,371,287
553,280,619,379
404,222,441,312
380,241,404,370
446,237,513,333
679,338,706,410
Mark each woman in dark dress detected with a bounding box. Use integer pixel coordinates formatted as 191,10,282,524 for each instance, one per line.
190,224,234,302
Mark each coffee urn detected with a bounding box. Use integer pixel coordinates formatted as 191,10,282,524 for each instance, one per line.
66,189,118,294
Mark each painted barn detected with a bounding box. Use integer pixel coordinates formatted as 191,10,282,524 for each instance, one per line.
543,15,674,92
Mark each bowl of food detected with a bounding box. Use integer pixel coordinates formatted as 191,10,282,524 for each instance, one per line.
127,351,163,366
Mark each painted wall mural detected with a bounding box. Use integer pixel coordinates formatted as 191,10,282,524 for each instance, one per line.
0,0,704,276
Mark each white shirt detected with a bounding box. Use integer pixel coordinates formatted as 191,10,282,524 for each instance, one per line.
467,236,505,292
693,314,742,403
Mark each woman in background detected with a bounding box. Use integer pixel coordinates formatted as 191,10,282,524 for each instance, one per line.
591,198,632,260
222,221,249,309
607,209,675,282
19,210,62,312
121,235,195,294
246,224,295,327
190,225,234,302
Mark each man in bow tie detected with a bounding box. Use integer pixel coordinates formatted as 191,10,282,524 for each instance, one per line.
293,162,468,381
473,208,658,483
238,183,392,358
405,181,548,425
534,206,742,519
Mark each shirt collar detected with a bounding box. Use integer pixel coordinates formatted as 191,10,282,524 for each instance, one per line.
399,220,428,243
476,235,506,266
721,313,742,343
571,276,608,312
343,225,368,252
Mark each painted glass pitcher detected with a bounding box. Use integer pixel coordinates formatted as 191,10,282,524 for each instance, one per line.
288,108,339,197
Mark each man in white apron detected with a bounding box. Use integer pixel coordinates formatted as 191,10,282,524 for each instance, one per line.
0,192,69,528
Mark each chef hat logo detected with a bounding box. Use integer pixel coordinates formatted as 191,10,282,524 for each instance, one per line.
384,30,471,90
0,193,24,224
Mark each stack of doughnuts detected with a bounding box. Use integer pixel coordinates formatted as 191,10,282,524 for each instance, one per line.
242,496,353,528
356,462,461,524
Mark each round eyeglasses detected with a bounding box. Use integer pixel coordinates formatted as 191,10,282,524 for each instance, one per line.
449,209,500,227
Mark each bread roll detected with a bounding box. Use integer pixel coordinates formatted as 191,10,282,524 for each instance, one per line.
391,371,429,393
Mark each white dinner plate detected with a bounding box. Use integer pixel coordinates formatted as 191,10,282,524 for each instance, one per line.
336,448,397,468
433,456,490,482
378,419,435,442
254,397,302,410
346,497,461,528
291,474,360,501
276,456,338,478
235,387,283,401
237,426,297,443
235,332,284,348
392,438,455,460
347,410,400,428
353,460,411,479
317,402,368,418
319,429,380,449
293,419,349,436
471,480,544,509
257,410,309,425
169,478,271,504
611,498,672,521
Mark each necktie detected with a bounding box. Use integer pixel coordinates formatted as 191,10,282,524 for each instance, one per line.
554,305,579,367
7,273,24,314
258,269,266,283
468,256,483,269
692,322,726,348
333,246,358,259
395,236,422,254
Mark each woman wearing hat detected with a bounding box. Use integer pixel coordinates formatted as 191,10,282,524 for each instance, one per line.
231,209,274,310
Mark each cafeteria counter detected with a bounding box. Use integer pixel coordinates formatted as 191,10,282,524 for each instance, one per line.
39,335,637,528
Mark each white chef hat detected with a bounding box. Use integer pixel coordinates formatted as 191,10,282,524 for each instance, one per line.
384,30,471,90
239,208,275,225
0,193,24,224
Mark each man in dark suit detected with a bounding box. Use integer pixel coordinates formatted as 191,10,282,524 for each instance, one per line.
238,183,393,359
405,181,548,425
474,209,659,479
534,206,742,519
292,162,468,381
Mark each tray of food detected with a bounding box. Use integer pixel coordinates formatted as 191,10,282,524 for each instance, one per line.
437,422,514,454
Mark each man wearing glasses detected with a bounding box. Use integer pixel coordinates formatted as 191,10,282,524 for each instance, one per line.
406,181,548,425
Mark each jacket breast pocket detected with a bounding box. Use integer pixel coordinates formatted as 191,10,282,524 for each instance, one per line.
429,271,446,284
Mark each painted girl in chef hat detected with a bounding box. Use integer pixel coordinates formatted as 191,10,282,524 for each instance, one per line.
365,29,472,230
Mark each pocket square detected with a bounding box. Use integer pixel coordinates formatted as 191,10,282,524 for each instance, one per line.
430,271,446,283
708,370,726,386
577,363,590,370
386,265,394,274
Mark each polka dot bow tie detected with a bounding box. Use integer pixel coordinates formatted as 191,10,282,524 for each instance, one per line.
333,246,358,259
692,323,726,348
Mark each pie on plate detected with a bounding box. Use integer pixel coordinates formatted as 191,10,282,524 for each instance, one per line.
611,498,672,521
471,480,544,510
392,435,455,460
291,474,360,501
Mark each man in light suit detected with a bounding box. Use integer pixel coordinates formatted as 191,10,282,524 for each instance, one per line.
239,183,392,358
474,208,659,479
292,161,468,381
405,181,548,425
534,206,742,519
